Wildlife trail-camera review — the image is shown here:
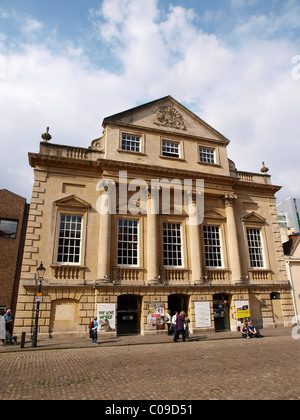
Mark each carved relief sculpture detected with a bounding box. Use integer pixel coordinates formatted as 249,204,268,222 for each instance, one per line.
154,106,187,131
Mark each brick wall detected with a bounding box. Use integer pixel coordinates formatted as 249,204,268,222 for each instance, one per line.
0,189,29,313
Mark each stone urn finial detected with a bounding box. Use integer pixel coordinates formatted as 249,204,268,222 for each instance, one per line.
41,127,52,142
260,162,269,174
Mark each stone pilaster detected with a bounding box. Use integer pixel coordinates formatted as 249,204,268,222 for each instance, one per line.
223,194,244,285
146,188,160,285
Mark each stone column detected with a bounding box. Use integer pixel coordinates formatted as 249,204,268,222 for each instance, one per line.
188,192,205,285
223,194,244,285
98,188,112,283
146,187,160,285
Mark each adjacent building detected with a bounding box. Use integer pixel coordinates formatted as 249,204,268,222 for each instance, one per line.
283,232,300,324
277,197,300,241
13,96,294,338
0,189,29,314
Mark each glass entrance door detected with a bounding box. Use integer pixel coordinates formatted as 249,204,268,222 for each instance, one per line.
117,295,141,335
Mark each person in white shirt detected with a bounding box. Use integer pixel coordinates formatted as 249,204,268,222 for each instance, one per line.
171,311,178,341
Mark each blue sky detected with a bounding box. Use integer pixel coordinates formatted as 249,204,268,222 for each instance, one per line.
0,0,300,203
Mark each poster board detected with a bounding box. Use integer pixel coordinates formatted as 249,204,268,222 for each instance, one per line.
235,300,250,325
147,302,165,330
195,302,212,328
97,303,116,332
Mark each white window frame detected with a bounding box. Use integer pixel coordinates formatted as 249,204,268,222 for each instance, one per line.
117,219,139,266
163,222,183,267
121,133,141,153
56,214,83,265
246,228,265,268
203,225,223,268
162,140,180,158
199,147,215,164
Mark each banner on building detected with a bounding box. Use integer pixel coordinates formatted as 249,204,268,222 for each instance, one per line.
235,300,251,325
195,302,212,328
97,303,116,332
147,302,165,330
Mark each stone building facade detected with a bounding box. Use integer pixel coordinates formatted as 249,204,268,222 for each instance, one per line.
0,189,29,314
14,96,294,338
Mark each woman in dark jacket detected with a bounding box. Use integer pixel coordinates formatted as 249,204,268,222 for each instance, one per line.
174,311,186,342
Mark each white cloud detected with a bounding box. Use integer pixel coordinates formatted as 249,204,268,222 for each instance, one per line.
21,17,43,35
0,0,299,204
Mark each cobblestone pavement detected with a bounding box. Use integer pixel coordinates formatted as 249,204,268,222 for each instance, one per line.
0,333,300,401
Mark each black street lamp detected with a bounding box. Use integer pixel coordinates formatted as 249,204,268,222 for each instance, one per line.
31,262,46,347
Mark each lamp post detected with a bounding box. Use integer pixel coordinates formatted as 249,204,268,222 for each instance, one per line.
31,262,46,347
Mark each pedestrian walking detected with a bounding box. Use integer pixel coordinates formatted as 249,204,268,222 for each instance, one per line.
172,311,178,340
90,318,99,344
0,309,6,346
174,311,186,342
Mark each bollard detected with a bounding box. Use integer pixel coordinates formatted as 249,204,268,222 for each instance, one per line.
20,332,26,348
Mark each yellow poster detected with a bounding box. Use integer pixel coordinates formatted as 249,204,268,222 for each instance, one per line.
235,300,250,325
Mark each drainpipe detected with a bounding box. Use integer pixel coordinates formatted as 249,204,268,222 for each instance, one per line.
287,259,300,325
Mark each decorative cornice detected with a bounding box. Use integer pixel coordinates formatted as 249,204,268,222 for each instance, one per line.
28,152,281,196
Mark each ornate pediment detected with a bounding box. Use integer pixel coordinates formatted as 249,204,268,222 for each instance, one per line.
102,95,230,143
204,209,226,221
54,195,91,210
153,105,187,131
241,212,266,224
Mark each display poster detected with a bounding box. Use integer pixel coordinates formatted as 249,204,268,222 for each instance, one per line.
147,302,165,330
97,303,116,332
195,302,212,328
235,300,251,325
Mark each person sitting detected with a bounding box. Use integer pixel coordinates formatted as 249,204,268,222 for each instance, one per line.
248,322,260,338
241,321,250,338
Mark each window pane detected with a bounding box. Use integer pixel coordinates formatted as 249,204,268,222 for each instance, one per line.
247,228,264,268
199,147,215,164
121,133,141,152
162,141,180,158
117,219,139,266
0,219,18,239
163,223,183,267
57,214,82,264
203,225,222,267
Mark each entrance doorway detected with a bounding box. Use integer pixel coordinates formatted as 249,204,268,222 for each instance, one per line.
117,294,141,335
213,294,230,331
168,294,189,316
